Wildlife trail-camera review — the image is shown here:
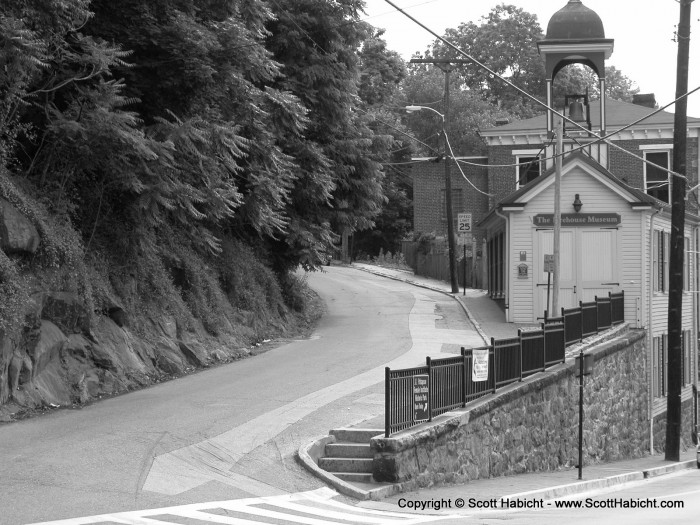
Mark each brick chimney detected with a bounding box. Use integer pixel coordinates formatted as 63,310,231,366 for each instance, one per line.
632,93,657,108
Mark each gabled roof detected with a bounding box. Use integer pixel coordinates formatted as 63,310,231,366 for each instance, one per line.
500,151,659,207
477,151,666,227
480,98,700,136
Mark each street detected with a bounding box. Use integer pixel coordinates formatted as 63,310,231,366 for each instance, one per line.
0,266,482,524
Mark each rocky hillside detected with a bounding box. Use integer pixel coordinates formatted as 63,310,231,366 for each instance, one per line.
0,186,321,422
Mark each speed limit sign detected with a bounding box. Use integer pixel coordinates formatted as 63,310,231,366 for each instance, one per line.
458,213,472,233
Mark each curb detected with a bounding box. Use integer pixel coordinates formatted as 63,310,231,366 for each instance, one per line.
350,264,490,345
296,436,402,501
501,460,696,502
643,459,697,478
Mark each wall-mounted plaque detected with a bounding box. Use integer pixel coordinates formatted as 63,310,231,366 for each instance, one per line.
518,263,528,278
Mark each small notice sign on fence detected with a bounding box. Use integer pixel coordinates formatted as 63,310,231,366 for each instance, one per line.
413,375,429,421
472,349,489,382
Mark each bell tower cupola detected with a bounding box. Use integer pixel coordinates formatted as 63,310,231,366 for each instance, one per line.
537,0,614,136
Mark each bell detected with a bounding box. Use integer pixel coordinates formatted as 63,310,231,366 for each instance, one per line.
568,100,585,121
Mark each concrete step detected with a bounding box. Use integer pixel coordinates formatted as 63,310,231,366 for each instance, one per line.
324,442,373,459
329,428,383,443
332,472,375,483
318,457,373,474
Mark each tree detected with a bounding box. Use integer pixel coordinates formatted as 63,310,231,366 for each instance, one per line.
264,0,389,270
401,65,507,157
427,4,546,118
553,65,639,107
358,29,406,106
426,5,639,119
352,29,412,257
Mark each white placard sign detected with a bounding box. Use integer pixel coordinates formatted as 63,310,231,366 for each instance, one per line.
458,213,472,233
472,349,489,382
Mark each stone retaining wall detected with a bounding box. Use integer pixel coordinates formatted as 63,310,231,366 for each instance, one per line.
371,329,650,489
652,398,696,453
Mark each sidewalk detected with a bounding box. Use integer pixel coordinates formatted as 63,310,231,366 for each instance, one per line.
368,450,697,514
342,262,698,506
351,262,535,342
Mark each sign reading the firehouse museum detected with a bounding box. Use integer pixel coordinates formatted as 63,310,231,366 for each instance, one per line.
533,213,620,227
413,375,429,421
472,349,489,382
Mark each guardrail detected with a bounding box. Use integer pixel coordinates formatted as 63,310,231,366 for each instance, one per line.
385,291,624,437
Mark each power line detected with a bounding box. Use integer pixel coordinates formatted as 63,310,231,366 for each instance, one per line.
382,0,698,183
444,132,493,197
355,106,441,155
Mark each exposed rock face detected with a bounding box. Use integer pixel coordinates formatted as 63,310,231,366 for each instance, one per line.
0,291,262,417
0,198,40,254
27,321,66,379
40,292,91,335
178,340,208,367
0,182,312,420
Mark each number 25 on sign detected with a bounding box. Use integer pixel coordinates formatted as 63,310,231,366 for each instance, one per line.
458,213,471,233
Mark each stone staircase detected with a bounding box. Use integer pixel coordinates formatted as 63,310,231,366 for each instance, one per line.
317,427,383,483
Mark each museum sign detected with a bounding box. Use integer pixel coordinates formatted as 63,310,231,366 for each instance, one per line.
533,213,621,227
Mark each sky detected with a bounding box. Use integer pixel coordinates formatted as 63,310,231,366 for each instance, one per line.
362,0,700,118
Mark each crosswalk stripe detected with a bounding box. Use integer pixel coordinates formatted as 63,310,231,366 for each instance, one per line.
301,489,440,519
250,499,399,523
28,488,452,525
175,509,274,524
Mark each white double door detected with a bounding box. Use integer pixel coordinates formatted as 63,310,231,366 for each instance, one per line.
535,228,619,319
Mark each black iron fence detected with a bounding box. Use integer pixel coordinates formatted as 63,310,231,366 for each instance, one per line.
385,291,624,437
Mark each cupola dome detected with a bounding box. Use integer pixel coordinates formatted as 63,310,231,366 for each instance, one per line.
545,0,605,40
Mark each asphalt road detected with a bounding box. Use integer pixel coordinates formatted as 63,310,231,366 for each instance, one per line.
0,266,479,525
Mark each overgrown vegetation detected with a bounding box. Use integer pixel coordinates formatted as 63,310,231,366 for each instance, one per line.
0,1,408,343
0,2,641,342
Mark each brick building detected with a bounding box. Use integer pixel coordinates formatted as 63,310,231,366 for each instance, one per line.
409,0,700,450
411,156,488,245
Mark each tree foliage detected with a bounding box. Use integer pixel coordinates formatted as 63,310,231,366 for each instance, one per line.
263,0,392,270
401,65,508,157
0,0,412,330
427,4,546,118
425,4,639,119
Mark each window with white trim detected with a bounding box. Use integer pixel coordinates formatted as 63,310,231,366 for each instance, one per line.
684,236,690,292
642,148,671,203
681,330,691,386
514,152,542,188
652,335,667,398
653,229,670,292
653,331,693,398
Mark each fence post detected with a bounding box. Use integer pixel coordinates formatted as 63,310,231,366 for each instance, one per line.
385,367,390,438
595,295,600,332
490,337,497,388
518,334,523,382
426,356,433,422
561,307,566,346
461,351,467,407
490,346,496,394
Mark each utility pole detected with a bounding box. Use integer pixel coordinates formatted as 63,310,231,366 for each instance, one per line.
666,0,692,462
410,59,473,294
553,116,563,315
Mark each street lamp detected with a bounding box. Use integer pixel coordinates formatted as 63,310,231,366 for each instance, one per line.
405,105,443,119
405,105,459,293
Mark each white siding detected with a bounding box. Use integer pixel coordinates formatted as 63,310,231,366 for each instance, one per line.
646,214,696,332
508,164,643,323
